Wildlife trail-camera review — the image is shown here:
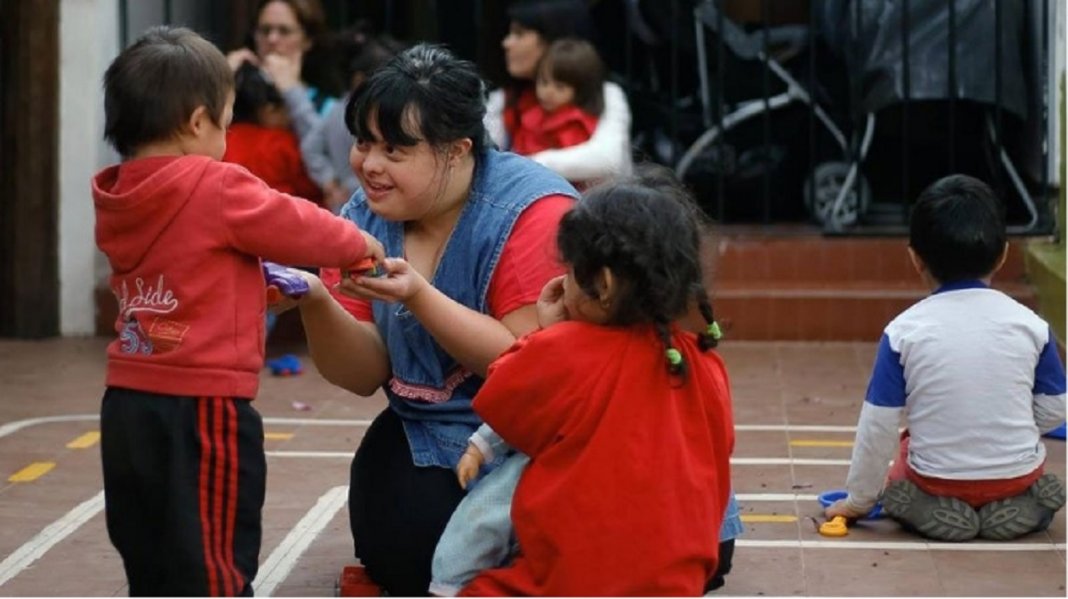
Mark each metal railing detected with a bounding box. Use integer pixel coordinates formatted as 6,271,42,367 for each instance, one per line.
623,0,1058,234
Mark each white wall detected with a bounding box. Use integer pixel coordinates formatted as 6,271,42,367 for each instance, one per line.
59,0,120,335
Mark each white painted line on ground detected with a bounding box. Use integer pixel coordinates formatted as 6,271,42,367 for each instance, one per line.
254,485,348,597
0,415,98,440
0,491,105,587
738,539,1067,551
8,416,872,441
0,415,373,442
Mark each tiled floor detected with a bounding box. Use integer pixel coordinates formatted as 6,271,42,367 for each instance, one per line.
0,337,1064,596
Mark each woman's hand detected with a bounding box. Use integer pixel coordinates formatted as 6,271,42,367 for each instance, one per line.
336,257,430,304
226,48,259,71
455,443,485,490
536,275,569,329
261,52,302,91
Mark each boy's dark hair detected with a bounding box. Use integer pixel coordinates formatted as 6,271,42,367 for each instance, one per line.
557,164,721,376
909,174,1007,283
103,26,233,157
345,44,487,156
538,38,605,116
232,62,284,124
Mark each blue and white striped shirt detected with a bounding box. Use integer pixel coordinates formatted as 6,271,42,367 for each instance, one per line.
844,280,1066,511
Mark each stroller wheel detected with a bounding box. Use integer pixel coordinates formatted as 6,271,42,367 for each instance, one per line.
803,161,871,227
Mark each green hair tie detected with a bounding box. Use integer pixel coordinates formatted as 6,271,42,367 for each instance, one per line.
706,321,723,340
665,348,683,366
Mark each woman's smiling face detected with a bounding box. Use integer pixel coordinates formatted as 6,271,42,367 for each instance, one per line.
349,111,448,222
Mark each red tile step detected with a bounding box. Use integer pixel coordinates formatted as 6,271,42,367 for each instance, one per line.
705,227,1038,341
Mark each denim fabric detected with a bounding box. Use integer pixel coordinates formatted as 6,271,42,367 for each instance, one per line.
430,452,529,596
341,150,577,469
720,491,745,541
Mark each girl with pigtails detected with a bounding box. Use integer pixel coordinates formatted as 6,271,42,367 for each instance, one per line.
430,167,737,597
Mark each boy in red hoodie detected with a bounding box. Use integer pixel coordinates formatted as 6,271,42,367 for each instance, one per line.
91,26,383,596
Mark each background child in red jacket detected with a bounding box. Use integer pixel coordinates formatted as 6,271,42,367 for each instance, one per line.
92,26,383,596
431,167,735,596
223,61,324,205
510,38,605,166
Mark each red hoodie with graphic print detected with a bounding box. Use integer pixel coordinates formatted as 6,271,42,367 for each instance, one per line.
92,154,369,399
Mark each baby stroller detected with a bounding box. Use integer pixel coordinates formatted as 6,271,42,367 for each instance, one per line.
812,0,1045,232
674,0,860,226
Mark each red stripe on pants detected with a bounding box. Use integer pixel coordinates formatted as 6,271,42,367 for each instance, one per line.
212,398,235,596
198,400,221,596
225,400,243,593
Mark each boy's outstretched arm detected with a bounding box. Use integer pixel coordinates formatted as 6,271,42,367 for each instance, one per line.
832,334,907,517
219,166,384,268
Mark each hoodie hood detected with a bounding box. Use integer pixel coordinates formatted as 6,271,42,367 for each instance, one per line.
92,155,212,272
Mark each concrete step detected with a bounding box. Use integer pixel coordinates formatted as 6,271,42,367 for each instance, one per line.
704,226,1039,341
707,233,1030,286
713,280,1036,341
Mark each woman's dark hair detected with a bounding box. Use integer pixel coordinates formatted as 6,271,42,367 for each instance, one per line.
557,165,721,377
508,0,596,44
232,62,284,124
104,26,233,157
909,174,1006,283
345,44,487,156
537,38,605,116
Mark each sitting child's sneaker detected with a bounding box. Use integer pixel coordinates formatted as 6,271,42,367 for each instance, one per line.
977,494,1044,540
1030,474,1066,512
979,474,1068,540
881,480,980,542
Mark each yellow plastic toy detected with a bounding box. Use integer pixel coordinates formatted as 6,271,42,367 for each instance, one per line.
818,516,849,537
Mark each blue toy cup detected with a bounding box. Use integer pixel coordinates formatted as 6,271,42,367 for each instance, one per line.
818,489,883,520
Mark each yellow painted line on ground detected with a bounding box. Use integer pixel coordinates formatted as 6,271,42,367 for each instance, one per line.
265,432,294,441
66,431,100,449
790,439,854,448
8,462,56,483
741,514,798,523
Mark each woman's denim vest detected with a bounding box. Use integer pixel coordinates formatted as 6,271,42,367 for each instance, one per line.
341,149,578,469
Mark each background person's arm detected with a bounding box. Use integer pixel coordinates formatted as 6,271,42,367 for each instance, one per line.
529,81,632,181
483,88,508,149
